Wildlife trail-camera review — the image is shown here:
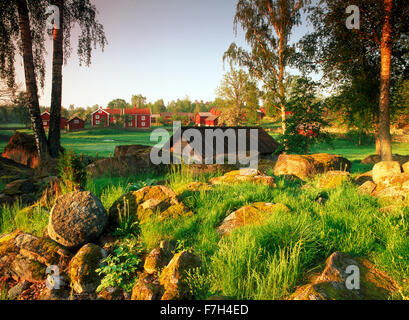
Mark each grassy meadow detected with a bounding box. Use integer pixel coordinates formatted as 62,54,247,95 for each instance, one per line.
1,124,409,300
1,164,409,299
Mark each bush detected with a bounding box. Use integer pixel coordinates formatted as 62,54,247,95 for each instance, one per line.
96,236,144,292
57,150,87,192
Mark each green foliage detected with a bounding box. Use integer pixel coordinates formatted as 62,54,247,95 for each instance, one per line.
57,150,87,192
113,197,140,237
0,201,49,236
128,179,156,191
96,236,144,293
279,77,330,154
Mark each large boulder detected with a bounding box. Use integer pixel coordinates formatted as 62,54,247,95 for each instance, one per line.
290,252,399,300
372,161,402,184
48,191,108,248
0,156,33,183
209,169,275,187
109,185,192,225
159,250,201,300
2,132,39,168
68,243,107,294
376,173,409,190
217,202,290,236
86,144,168,178
274,154,351,180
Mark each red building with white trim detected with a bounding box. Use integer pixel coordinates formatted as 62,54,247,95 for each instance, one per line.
91,106,151,128
41,111,68,129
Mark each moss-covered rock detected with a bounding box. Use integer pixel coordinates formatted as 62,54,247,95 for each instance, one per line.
376,173,409,190
274,154,351,180
403,161,409,173
68,243,107,294
209,169,275,187
109,185,193,226
97,286,124,300
144,240,175,275
175,182,212,195
48,191,108,248
372,161,402,185
317,171,350,189
290,252,400,300
217,202,290,236
159,251,201,300
358,181,377,195
131,272,162,300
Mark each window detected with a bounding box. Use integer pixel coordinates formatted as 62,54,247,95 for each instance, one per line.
141,122,145,127
43,121,47,126
96,120,100,125
128,122,133,127
74,120,79,124
96,115,100,119
141,116,145,120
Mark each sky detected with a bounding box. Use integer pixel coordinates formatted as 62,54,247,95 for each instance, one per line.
14,0,314,109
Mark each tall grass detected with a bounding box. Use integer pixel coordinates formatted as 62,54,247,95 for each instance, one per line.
0,201,49,236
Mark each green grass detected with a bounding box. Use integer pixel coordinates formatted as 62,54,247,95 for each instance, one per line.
0,201,49,237
0,166,409,299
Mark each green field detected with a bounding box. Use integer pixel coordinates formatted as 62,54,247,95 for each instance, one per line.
0,127,408,163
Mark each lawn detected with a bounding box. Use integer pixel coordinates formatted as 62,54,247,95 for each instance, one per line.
0,126,407,166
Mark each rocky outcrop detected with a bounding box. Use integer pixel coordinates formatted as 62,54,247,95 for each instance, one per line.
2,132,39,168
209,169,275,187
109,185,193,226
68,243,106,294
48,191,108,248
217,202,290,236
291,252,400,300
0,232,71,283
274,154,351,180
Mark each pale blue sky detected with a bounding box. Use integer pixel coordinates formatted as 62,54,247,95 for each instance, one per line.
15,0,313,108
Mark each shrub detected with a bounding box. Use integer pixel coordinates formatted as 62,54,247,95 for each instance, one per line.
96,236,144,293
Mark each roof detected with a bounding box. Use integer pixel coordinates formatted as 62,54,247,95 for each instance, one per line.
124,108,151,115
166,126,281,161
105,108,122,115
197,112,213,117
151,114,161,118
68,116,84,122
205,115,218,121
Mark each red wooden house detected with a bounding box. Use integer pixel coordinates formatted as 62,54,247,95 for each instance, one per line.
41,111,68,129
91,106,151,128
124,107,151,129
68,117,85,131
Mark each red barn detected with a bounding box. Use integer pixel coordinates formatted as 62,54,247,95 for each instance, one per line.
68,117,85,131
41,111,67,129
